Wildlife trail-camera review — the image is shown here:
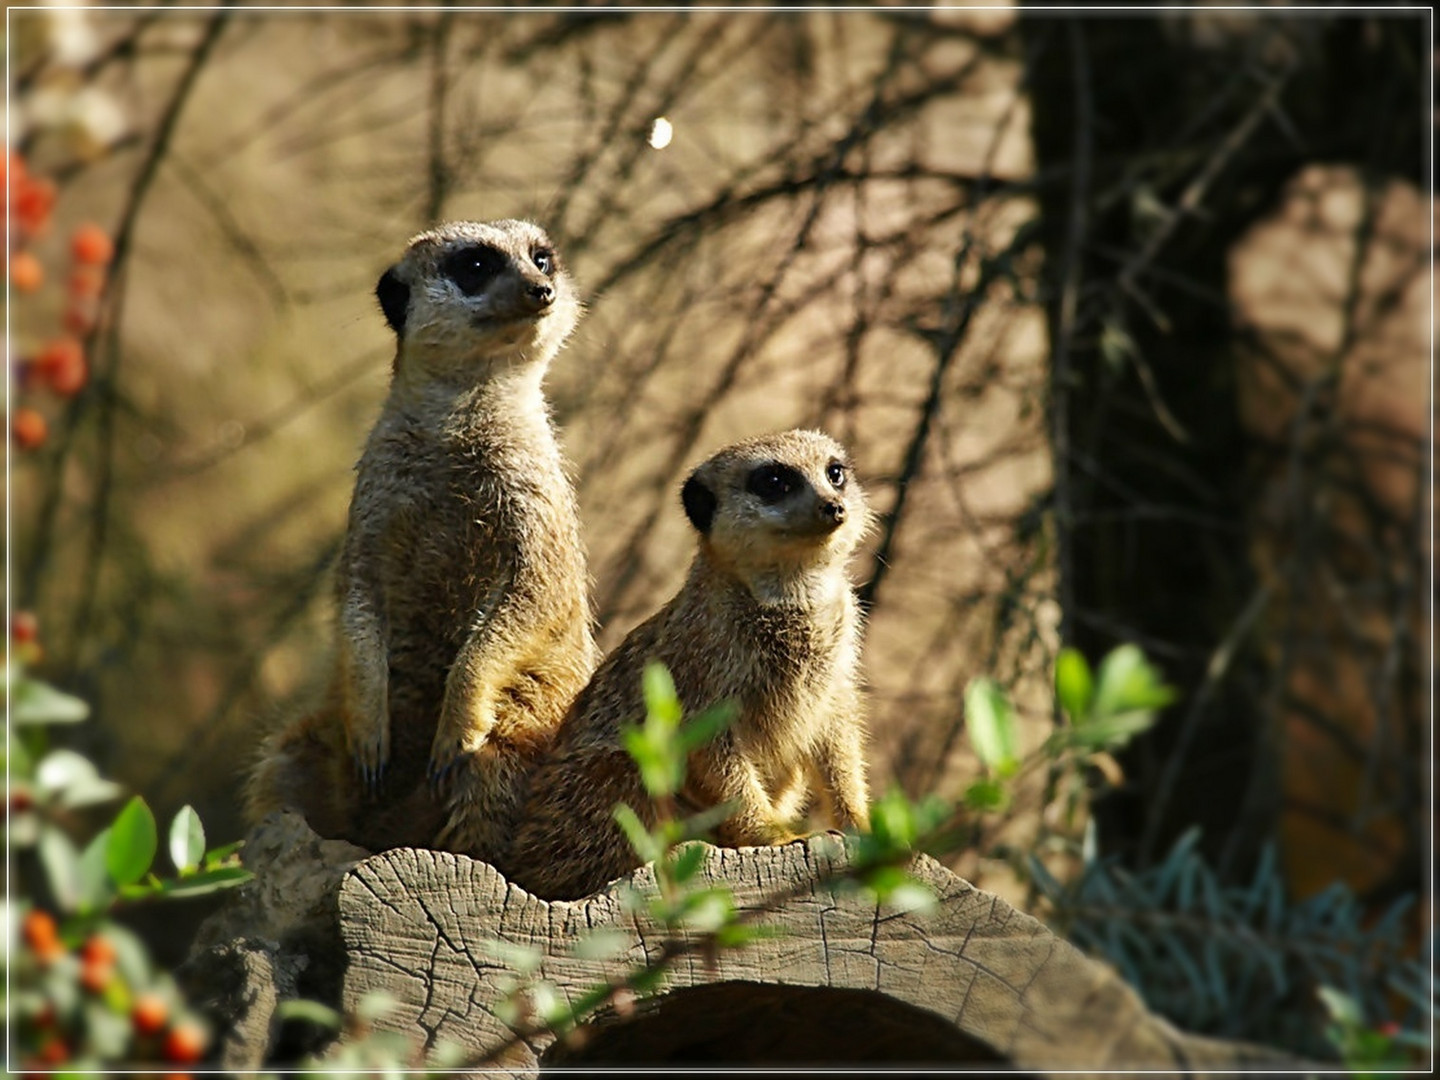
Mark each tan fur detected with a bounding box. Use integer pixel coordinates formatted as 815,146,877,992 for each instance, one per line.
504,430,871,900
246,220,599,860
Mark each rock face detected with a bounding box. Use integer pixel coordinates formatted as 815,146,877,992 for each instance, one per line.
188,814,1298,1074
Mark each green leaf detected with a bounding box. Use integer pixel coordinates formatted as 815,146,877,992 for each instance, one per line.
480,939,543,976
964,678,1019,777
678,888,736,933
612,802,664,864
1067,710,1158,750
276,998,344,1030
77,828,117,914
867,788,918,853
168,805,206,874
666,842,708,884
38,825,83,912
677,701,735,752
1091,644,1176,720
678,801,739,842
34,749,123,809
106,796,158,887
202,839,244,866
642,662,683,730
11,676,90,726
570,928,631,961
354,990,398,1024
883,880,938,915
1054,647,1094,721
962,778,1008,812
622,727,683,798
145,866,253,899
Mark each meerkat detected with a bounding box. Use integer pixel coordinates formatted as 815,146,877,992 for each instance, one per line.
246,219,599,859
502,429,871,900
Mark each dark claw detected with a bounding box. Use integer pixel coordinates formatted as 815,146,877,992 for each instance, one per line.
428,757,457,792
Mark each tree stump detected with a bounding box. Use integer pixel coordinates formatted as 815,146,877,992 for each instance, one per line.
186,813,1303,1073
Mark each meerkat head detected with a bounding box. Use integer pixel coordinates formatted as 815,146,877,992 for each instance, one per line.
375,219,580,383
680,429,869,598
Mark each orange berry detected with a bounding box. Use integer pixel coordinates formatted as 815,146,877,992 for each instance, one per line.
68,267,104,298
13,177,56,234
162,1021,207,1064
70,223,114,266
21,910,58,950
6,150,27,187
80,934,117,966
131,993,168,1036
48,351,88,395
10,250,43,293
79,958,113,994
11,610,38,644
11,407,48,450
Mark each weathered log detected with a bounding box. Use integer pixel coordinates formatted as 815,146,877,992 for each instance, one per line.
186,812,1305,1074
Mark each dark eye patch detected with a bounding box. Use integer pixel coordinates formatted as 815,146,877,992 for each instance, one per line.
441,244,509,296
746,462,805,505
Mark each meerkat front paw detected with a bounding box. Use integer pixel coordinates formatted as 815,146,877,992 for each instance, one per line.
345,696,390,797
427,699,495,792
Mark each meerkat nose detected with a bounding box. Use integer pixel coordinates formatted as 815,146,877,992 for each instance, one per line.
819,501,846,527
527,281,555,307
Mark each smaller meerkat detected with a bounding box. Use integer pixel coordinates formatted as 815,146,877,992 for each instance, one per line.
504,429,871,900
247,219,598,859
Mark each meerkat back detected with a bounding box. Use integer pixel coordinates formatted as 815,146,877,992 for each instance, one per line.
247,220,598,860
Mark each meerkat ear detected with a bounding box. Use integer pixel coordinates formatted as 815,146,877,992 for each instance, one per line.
376,266,409,336
681,475,717,534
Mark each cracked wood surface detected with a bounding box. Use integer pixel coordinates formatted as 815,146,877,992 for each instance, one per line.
338,834,1296,1074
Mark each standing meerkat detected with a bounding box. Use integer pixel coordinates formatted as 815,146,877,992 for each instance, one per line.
503,429,871,900
246,219,599,859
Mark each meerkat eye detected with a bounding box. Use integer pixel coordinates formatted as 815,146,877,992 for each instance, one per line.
746,463,802,505
826,461,846,488
441,245,508,296
532,248,554,275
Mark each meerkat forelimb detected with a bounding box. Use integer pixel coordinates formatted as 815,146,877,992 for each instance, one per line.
504,429,872,900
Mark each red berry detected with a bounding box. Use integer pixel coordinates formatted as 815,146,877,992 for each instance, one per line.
11,250,43,293
1377,1020,1401,1038
36,337,86,396
11,408,47,450
79,958,112,994
11,610,38,644
70,223,114,266
132,993,168,1036
163,1021,206,1064
13,177,56,234
34,1035,68,1064
80,934,117,966
10,787,34,813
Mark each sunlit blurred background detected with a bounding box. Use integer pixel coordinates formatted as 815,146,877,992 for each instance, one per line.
7,4,1429,1054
